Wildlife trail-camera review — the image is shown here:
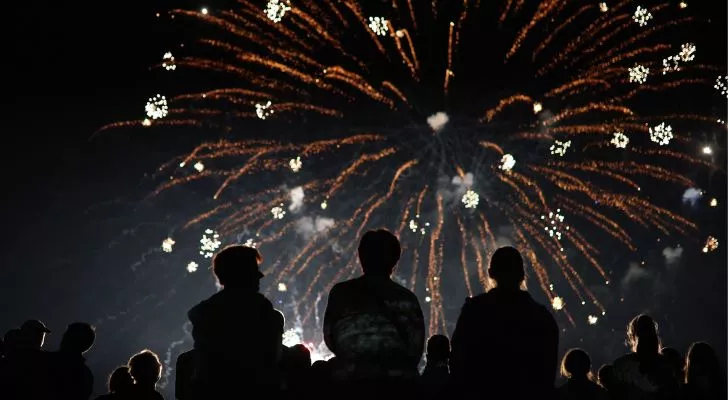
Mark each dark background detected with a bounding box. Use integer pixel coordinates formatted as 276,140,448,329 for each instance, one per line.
5,0,727,397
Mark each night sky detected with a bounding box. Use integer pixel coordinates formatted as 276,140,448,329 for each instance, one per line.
5,0,728,397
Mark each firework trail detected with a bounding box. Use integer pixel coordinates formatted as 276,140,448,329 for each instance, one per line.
101,0,723,337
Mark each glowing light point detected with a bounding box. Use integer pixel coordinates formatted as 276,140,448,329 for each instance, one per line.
633,6,653,26
629,64,649,84
193,161,205,172
409,219,418,233
289,156,302,173
611,131,629,149
255,101,274,120
244,238,257,248
145,94,168,120
162,52,176,71
702,146,713,155
588,315,598,325
715,76,728,98
277,282,288,292
679,43,696,62
186,262,199,273
395,29,405,38
462,190,480,209
550,140,571,157
265,0,291,23
662,55,680,75
679,2,687,9
368,16,389,36
201,7,209,15
272,205,286,220
142,118,152,127
703,236,718,253
425,296,432,303
552,297,564,311
581,301,586,305
649,123,673,146
533,102,543,114
162,237,176,253
499,154,516,171
599,2,608,12
199,229,221,258
710,198,718,207
541,209,568,241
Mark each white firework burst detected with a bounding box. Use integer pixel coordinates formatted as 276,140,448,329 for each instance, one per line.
145,94,168,119
599,2,608,12
142,118,152,127
255,101,274,120
679,43,696,62
541,209,569,242
461,190,480,209
200,229,221,258
499,154,516,171
186,262,199,273
715,76,728,98
162,52,176,71
703,236,719,253
629,64,650,84
662,55,681,75
162,237,176,253
193,161,205,172
265,0,291,23
533,102,543,114
244,238,258,248
368,16,389,36
649,123,673,146
632,6,653,26
289,156,302,173
552,297,565,311
549,140,571,157
271,205,286,220
320,201,328,210
611,131,629,148
277,282,287,292
588,315,599,325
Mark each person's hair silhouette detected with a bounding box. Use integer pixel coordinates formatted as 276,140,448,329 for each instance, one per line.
627,314,660,354
685,342,722,384
107,366,134,394
561,348,592,379
60,322,95,354
20,319,51,350
597,364,615,390
488,246,525,289
128,349,163,387
357,229,401,276
213,245,264,290
426,334,450,364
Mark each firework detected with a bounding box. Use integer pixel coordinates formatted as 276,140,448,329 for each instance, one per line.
199,229,221,258
162,52,177,71
104,0,721,336
244,238,257,248
710,198,718,207
186,261,199,273
142,118,152,127
715,76,728,98
277,282,288,292
662,56,680,75
702,146,712,155
552,297,565,311
145,94,168,120
162,237,176,253
703,236,719,253
587,315,599,325
272,205,286,220
193,161,205,172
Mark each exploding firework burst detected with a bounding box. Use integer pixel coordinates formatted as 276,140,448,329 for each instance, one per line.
102,1,721,336
162,52,177,71
145,94,168,120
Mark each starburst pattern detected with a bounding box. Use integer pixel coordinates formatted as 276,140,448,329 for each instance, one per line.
199,229,221,258
599,3,608,13
610,131,629,149
679,43,696,62
633,6,653,27
161,237,176,253
272,205,286,219
533,102,543,114
368,16,389,36
461,190,479,209
265,0,291,23
289,156,302,173
499,154,516,171
162,52,177,71
193,161,205,172
552,297,565,310
145,94,168,120
588,315,599,325
649,123,673,146
662,55,680,75
541,209,568,242
629,64,649,84
702,236,718,253
186,261,199,273
715,76,728,98
550,140,571,157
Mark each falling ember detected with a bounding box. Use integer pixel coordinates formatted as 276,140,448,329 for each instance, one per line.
702,146,713,155
703,236,719,253
633,6,653,27
679,2,687,9
255,101,274,120
549,140,571,157
199,229,221,258
277,282,288,292
162,237,176,253
541,209,569,241
320,201,328,210
499,154,516,171
461,190,479,209
186,262,199,273
162,52,176,71
599,2,608,13
710,198,718,207
629,64,650,84
424,296,432,303
552,297,564,310
289,156,302,173
193,161,205,172
145,94,168,120
265,0,291,23
200,7,208,15
588,315,599,325
611,131,629,149
533,102,543,114
368,16,389,36
649,123,673,146
272,205,286,220
142,118,152,127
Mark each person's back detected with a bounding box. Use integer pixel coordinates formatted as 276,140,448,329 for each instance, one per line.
420,335,451,400
46,323,96,400
128,349,165,400
450,246,559,400
557,349,608,400
683,342,726,400
94,366,134,400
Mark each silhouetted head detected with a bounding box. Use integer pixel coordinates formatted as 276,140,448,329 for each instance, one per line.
128,349,162,387
213,245,263,290
597,364,615,389
488,246,525,289
661,347,685,380
561,348,592,380
3,329,22,357
108,366,134,394
20,319,51,350
685,342,722,385
60,323,95,355
358,229,401,277
285,344,312,372
426,334,450,363
627,314,660,355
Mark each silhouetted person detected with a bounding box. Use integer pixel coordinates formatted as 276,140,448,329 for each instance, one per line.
683,342,726,400
612,314,677,399
128,349,165,400
94,366,134,400
420,335,451,400
598,364,617,398
281,344,312,397
557,348,607,400
324,229,425,398
450,246,559,400
660,347,685,389
20,320,50,351
175,349,200,400
46,322,96,400
0,329,26,399
188,245,282,397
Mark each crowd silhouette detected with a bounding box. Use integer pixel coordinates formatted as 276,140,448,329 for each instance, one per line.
0,229,724,399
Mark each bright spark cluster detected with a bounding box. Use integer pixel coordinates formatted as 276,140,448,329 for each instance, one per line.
265,0,291,23
588,315,599,325
186,261,199,273
244,238,257,248
552,297,565,310
662,55,681,75
368,17,389,36
272,204,286,219
255,101,274,120
541,209,568,242
649,123,673,146
289,156,302,173
194,161,205,172
161,237,176,253
282,328,302,347
409,217,430,235
679,43,696,62
599,2,608,13
145,94,168,120
611,131,629,148
710,198,718,207
550,140,571,157
277,282,287,292
499,154,516,171
199,229,221,258
629,64,649,84
533,102,543,114
633,6,653,27
715,76,728,98
461,190,479,209
320,201,328,210
162,52,176,71
702,236,718,253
